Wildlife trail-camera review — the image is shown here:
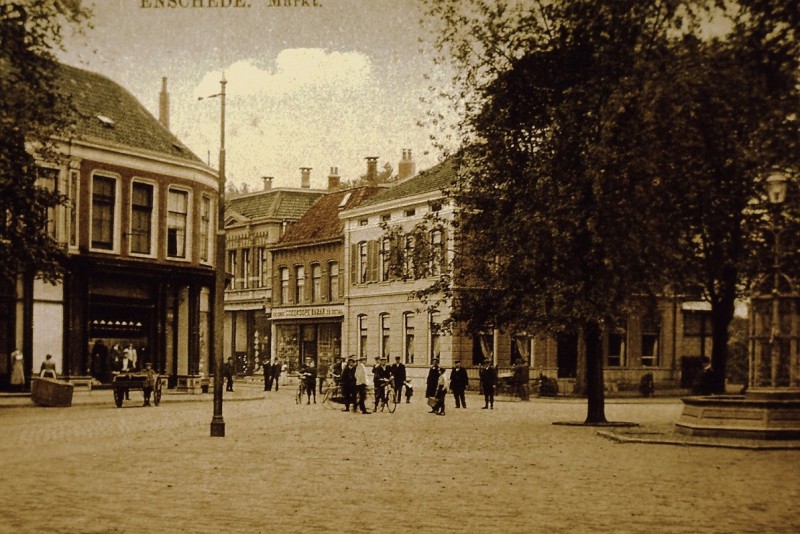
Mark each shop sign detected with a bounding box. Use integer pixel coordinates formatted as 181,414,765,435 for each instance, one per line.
271,306,343,319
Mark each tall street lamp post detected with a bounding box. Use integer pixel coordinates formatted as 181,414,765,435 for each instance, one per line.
200,74,227,437
765,171,788,388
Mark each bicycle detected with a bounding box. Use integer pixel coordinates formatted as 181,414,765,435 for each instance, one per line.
321,381,344,409
296,376,309,404
375,378,397,413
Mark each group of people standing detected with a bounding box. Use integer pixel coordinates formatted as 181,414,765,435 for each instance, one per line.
327,354,410,414
425,358,500,415
261,358,283,392
90,339,141,383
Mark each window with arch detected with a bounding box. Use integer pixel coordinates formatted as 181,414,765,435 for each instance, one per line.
429,312,441,363
358,315,368,359
311,263,322,302
403,312,415,364
380,313,390,359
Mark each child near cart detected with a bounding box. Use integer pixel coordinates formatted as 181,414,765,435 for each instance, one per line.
403,379,414,403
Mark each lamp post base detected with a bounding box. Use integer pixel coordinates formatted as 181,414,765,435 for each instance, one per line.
210,418,225,437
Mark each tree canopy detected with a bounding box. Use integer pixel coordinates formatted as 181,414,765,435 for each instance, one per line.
419,0,799,420
0,1,91,283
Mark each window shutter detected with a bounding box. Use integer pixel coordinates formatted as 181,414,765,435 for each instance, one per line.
368,240,379,282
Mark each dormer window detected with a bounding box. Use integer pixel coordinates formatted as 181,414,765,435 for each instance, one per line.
96,114,115,127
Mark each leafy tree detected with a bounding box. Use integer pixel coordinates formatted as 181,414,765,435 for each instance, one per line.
419,0,799,422
617,2,800,392
0,1,90,283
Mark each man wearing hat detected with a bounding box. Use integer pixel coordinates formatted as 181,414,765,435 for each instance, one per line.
425,358,441,399
391,356,407,404
341,357,357,411
354,356,370,414
450,359,469,408
372,356,392,411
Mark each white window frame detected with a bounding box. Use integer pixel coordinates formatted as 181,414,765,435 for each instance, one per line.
166,186,192,261
129,179,158,258
90,171,121,254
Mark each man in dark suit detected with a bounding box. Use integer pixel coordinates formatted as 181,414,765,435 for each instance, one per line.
479,359,497,409
449,359,469,408
425,358,441,399
372,357,392,411
271,358,282,391
341,356,357,412
263,359,272,391
391,356,407,403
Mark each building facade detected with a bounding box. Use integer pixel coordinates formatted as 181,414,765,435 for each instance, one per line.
223,173,324,376
0,65,219,391
341,158,715,392
270,179,384,376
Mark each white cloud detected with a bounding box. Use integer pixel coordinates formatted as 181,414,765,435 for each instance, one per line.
193,49,372,99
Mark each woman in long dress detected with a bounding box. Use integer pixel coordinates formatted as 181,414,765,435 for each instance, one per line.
10,349,25,389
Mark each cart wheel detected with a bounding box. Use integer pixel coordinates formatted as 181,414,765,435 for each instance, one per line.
153,378,162,406
113,388,123,408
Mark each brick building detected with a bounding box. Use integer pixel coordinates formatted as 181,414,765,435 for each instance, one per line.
0,65,219,390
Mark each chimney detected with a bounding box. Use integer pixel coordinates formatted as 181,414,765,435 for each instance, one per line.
159,77,169,130
328,167,341,190
365,157,378,184
262,176,273,191
300,167,312,189
398,149,416,181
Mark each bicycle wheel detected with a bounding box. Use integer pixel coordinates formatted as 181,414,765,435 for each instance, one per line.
321,387,336,409
385,386,397,413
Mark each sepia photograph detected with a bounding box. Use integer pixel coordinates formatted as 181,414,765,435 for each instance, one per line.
1,1,799,532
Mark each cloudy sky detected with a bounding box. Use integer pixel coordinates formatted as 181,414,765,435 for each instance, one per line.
60,0,456,190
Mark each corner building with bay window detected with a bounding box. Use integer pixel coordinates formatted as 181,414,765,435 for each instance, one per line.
0,65,219,391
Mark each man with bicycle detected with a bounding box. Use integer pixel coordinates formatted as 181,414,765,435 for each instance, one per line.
372,356,393,412
299,358,317,404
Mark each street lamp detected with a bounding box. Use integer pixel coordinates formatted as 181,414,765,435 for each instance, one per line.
766,170,788,387
200,73,227,437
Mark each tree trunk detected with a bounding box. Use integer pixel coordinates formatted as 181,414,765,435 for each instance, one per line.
584,321,607,424
710,293,735,394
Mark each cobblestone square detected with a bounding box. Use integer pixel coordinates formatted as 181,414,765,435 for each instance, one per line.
1,388,798,533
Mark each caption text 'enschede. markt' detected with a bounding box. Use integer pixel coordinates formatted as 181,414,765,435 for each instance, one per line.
140,0,323,9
